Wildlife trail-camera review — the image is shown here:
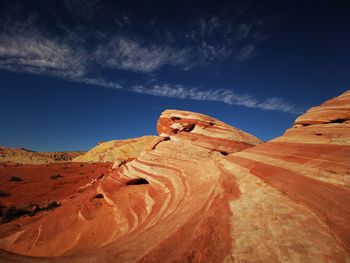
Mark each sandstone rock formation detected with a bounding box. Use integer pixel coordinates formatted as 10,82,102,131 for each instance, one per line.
220,90,350,261
73,136,159,164
0,146,84,164
0,91,349,262
157,109,262,153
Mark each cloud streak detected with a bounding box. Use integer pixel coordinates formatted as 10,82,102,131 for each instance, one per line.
0,18,88,79
95,37,190,73
131,84,302,114
0,10,264,73
236,44,256,61
0,30,301,114
0,10,302,114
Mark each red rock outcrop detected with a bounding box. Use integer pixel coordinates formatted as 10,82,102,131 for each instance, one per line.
224,90,350,261
0,91,349,262
157,109,262,153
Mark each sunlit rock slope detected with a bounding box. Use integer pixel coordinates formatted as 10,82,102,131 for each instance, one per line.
0,91,349,262
73,136,159,164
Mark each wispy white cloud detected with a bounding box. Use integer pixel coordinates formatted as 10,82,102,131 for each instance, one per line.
131,84,302,114
0,11,264,75
258,98,298,113
114,15,131,28
0,34,87,78
0,17,88,79
0,10,301,114
95,37,190,73
236,23,251,39
236,44,255,61
197,16,221,37
187,16,264,63
0,29,300,114
70,76,123,89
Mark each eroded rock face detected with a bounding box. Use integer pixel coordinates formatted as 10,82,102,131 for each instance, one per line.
73,136,160,164
294,89,350,126
0,91,349,262
224,90,350,261
157,109,262,154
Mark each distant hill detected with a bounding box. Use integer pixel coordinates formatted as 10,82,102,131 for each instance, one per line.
0,146,85,164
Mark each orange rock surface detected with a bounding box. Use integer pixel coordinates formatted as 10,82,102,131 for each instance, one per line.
0,91,349,262
224,90,350,261
73,136,160,164
157,109,262,153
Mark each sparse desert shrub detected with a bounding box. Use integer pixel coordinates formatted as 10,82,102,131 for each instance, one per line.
1,207,27,223
10,176,23,182
1,202,61,223
45,201,60,210
50,174,63,180
0,190,10,197
0,205,5,217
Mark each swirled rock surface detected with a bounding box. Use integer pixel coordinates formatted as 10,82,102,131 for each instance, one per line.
224,90,350,261
0,91,349,262
73,136,159,164
157,109,262,153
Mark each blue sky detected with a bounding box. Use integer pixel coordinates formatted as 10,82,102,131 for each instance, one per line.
0,0,349,151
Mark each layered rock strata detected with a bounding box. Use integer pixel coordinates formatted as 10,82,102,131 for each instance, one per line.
73,136,159,164
0,91,349,262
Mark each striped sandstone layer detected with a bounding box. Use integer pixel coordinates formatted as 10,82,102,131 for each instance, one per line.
157,109,262,154
0,91,349,262
0,110,260,262
223,90,350,261
73,136,160,164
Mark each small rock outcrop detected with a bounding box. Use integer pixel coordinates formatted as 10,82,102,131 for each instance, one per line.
157,109,262,153
73,136,159,164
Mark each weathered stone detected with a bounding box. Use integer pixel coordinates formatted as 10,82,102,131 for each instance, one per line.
0,91,349,262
